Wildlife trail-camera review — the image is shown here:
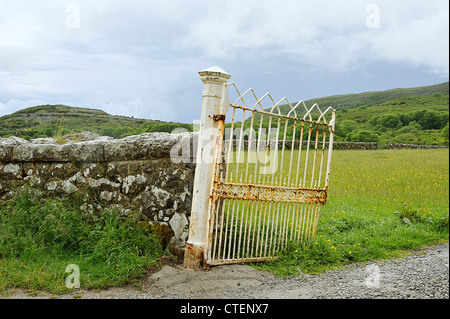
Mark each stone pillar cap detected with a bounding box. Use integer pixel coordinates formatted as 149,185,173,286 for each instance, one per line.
199,65,231,78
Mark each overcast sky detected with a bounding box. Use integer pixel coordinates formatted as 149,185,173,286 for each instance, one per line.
0,0,448,123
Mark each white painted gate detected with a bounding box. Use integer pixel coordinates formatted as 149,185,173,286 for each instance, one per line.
184,66,336,269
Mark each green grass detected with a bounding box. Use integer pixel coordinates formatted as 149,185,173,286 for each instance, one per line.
252,149,449,276
0,187,165,294
0,149,448,292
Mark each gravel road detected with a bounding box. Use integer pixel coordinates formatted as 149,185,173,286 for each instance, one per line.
3,243,448,299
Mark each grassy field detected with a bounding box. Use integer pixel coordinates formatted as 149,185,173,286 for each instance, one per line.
0,190,165,294
0,149,448,293
255,148,449,275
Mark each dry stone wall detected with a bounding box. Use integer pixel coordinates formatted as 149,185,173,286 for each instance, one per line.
1,131,447,256
0,132,196,255
228,140,379,150
387,142,448,149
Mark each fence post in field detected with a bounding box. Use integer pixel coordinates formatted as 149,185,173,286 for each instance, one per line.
184,66,231,269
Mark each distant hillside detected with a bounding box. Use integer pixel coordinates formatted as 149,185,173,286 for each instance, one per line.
0,104,192,140
271,82,449,114
248,82,449,146
1,82,448,145
334,94,449,145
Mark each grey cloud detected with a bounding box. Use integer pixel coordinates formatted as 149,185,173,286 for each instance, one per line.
0,0,447,123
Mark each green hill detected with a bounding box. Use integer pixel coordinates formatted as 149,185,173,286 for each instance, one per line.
279,81,449,113
1,82,449,145
334,94,449,145
0,104,192,140
249,82,449,146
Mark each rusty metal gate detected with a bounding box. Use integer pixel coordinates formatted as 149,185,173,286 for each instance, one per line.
204,81,336,267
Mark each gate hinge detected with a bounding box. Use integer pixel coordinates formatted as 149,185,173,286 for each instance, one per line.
212,114,226,121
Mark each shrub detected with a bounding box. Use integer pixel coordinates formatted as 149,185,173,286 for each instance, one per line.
44,128,54,137
335,120,357,138
346,130,378,142
442,122,449,145
379,114,401,129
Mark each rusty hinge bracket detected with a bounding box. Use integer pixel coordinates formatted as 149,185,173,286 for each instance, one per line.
212,114,226,121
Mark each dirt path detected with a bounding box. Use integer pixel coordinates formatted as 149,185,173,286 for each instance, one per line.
2,243,448,299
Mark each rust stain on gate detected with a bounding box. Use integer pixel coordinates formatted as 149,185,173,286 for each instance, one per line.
200,81,336,268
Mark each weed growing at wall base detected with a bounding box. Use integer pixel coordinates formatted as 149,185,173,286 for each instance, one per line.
0,187,165,294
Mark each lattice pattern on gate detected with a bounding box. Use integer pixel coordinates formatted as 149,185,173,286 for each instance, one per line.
205,82,336,266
